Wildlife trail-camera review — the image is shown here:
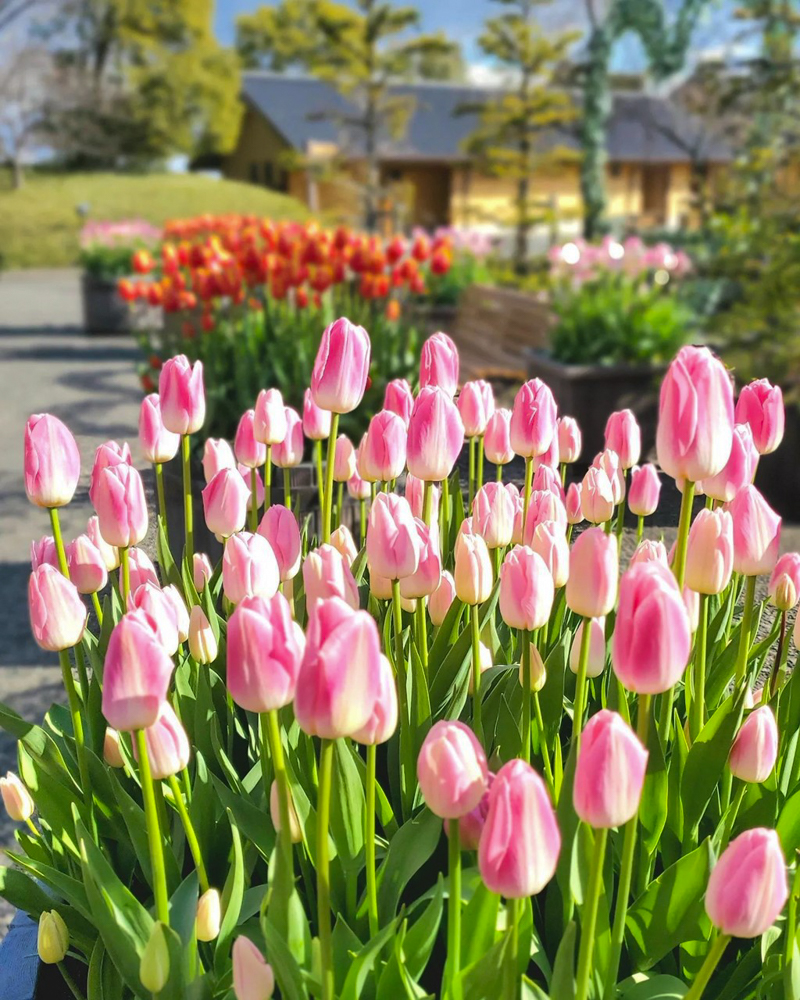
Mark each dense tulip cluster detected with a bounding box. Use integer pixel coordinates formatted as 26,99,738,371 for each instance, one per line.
7,326,799,1000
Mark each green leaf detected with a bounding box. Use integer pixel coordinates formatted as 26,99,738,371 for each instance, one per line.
340,915,401,1000
460,875,500,966
330,738,365,871
639,723,668,855
461,933,512,1000
332,916,363,994
215,809,245,975
263,916,309,1000
777,786,800,855
377,809,442,925
619,974,688,999
538,633,569,737
549,919,576,999
403,875,444,981
211,773,275,862
169,873,199,982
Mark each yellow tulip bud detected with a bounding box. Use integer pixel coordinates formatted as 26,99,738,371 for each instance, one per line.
196,888,221,942
140,922,170,993
38,910,69,964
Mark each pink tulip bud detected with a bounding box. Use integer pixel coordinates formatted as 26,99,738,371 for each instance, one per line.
93,464,148,548
566,483,583,525
729,706,779,783
523,490,567,543
128,582,180,655
127,547,158,592
605,409,641,469
629,539,668,568
569,617,606,678
295,597,382,739
31,535,57,570
272,407,303,468
232,936,275,1000
458,380,495,438
700,423,758,503
196,888,222,943
510,379,557,459
499,545,555,631
445,773,493,850
348,471,371,500
223,531,280,605
531,520,569,588
484,408,514,465
683,585,699,631
234,409,266,469
612,561,691,694
429,570,457,625
311,317,371,414
24,413,81,508
192,552,213,592
454,533,493,606
417,720,488,819
0,772,34,821
574,710,648,828
656,346,734,483
478,758,560,898
400,519,441,599
518,642,546,692
333,435,356,483
351,653,398,745
303,544,359,609
103,727,125,768
202,438,236,483
627,464,661,517
367,493,420,580
685,508,734,595
28,564,87,651
268,781,303,848
580,466,614,525
93,437,132,473
227,594,302,712
163,585,189,642
134,703,190,780
139,394,180,465
361,410,407,483
557,416,582,464
384,378,414,426
102,611,174,730
369,571,393,601
705,828,788,938
202,468,250,538
254,388,288,445
302,387,332,440
407,386,464,482
419,332,459,397
472,482,515,549
593,449,625,504
159,355,205,435
769,553,800,611
330,524,358,566
736,378,785,455
65,534,108,594
258,505,301,580
405,473,440,521
532,464,564,501
86,515,119,571
566,526,618,619
188,605,217,663
726,485,781,577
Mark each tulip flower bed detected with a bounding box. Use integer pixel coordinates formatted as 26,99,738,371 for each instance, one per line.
4,319,800,1000
127,217,455,443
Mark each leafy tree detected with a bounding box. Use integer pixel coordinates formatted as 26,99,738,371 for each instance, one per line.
460,0,577,275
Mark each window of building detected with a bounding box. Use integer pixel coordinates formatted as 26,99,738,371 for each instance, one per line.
249,163,259,184
264,162,274,188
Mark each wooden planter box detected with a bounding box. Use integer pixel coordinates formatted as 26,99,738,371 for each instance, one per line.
81,274,130,335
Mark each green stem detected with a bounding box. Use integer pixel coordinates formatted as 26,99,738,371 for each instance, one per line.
336,482,344,530
182,434,193,564
770,610,790,699
264,444,273,513
366,743,379,938
284,467,292,510
57,962,87,1000
471,604,483,744
360,498,367,543
636,514,644,545
74,642,90,708
560,462,567,487
120,546,131,602
391,579,411,816
322,414,340,543
423,480,433,527
58,649,91,812
468,436,476,506
167,774,209,892
91,591,103,627
523,457,533,529
155,462,168,539
735,575,757,685
521,628,531,763
477,435,485,494
719,780,746,854
315,439,325,512
504,896,521,1000
575,827,609,1000
135,730,170,925
317,739,335,1000
614,471,628,544
784,865,800,965
497,464,503,482
573,617,592,744
416,600,429,671
684,934,729,1000
447,818,462,998
533,691,554,793
441,475,450,558
49,507,69,577
249,468,259,532
691,593,708,741
265,709,294,886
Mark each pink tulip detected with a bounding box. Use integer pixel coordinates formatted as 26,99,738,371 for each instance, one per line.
478,758,560,898
241,464,264,511
347,471,371,500
258,505,301,580
429,570,457,625
28,564,87,651
557,416,582,464
254,388,288,445
384,378,414,427
139,394,180,465
769,553,800,611
458,380,495,438
24,414,81,508
0,772,34,822
656,346,734,483
311,317,371,414
234,409,266,468
127,547,159,592
484,408,514,466
188,605,217,664
400,519,442,599
295,598,382,739
135,703,190,780
566,483,583,525
102,611,174,730
729,706,779,783
202,438,236,484
627,464,661,517
87,515,120,571
612,561,691,694
580,466,614,525
88,441,131,507
736,378,785,455
593,449,625,505
629,539,668,568
566,527,618,619
605,409,641,469
232,936,275,1000
361,410,407,483
499,545,555,631
523,490,567,543
509,379,557,458
202,468,250,538
223,532,280,605
700,423,758,503
93,464,148,548
367,493,420,580
31,535,57,570
351,653,398,745
445,774,493,850
405,474,440,521
128,582,180,655
163,585,189,642
103,728,125,768
272,407,303,467
419,332,459,397
227,594,302,712
726,485,781,576
685,508,734,595
192,552,213,592
454,533,493,606
535,433,560,471
574,710,648,827
303,544,359,610
569,617,606,678
407,386,464,482
66,534,107,594
158,355,205,435
417,720,488,819
302,388,332,440
333,435,356,482
330,524,358,566
532,463,565,501
705,828,788,938
472,482,515,549
531,520,569,588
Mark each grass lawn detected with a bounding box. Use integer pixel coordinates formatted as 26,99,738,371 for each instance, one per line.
0,171,308,270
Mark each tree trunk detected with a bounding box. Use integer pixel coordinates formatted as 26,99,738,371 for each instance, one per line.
580,26,613,240
514,171,530,276
12,155,24,189
364,92,380,233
